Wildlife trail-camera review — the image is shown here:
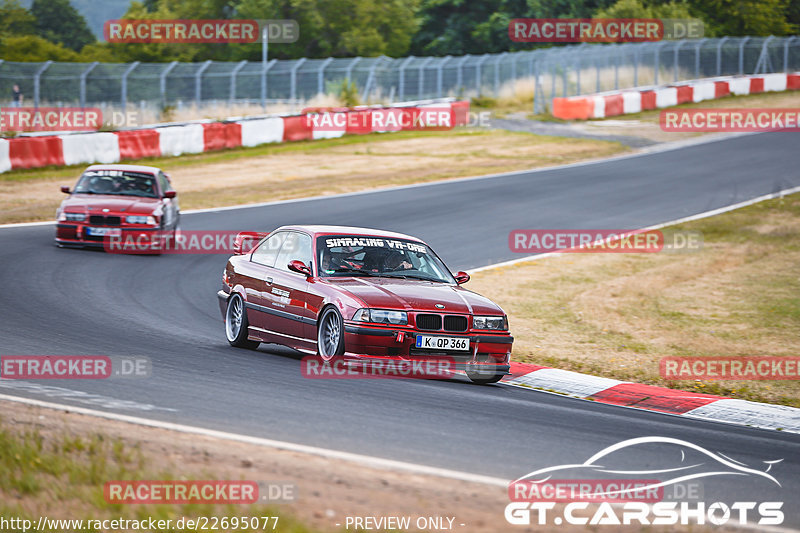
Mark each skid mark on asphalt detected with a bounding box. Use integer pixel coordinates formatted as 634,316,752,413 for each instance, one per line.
0,380,177,412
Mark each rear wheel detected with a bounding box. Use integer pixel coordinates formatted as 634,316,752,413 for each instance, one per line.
225,293,259,349
317,307,344,361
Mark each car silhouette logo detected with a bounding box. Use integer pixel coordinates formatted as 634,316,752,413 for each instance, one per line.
435,303,445,309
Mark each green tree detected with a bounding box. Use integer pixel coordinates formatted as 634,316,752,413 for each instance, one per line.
0,0,37,37
690,0,795,36
0,34,80,61
31,0,96,51
595,0,694,18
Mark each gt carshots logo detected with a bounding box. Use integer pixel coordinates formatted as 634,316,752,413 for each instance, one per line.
505,437,784,526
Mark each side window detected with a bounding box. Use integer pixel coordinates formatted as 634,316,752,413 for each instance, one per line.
251,232,286,268
275,232,312,272
157,171,172,195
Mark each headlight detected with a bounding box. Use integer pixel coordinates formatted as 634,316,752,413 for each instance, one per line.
472,315,508,330
58,212,86,222
126,215,157,225
353,308,408,325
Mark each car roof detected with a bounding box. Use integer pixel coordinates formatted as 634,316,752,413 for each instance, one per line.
84,164,161,174
277,225,424,243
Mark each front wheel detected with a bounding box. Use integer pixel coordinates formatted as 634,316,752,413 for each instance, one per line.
225,293,259,349
317,307,345,361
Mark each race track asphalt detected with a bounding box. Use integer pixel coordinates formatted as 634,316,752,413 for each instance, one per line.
1,132,799,525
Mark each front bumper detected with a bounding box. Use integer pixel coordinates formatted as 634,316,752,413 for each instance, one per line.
343,323,513,374
56,224,161,252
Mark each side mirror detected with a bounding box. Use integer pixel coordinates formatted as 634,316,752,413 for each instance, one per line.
233,231,269,255
454,271,470,285
288,260,312,277
164,190,177,199
61,186,71,194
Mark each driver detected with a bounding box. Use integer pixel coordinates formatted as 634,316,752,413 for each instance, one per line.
384,250,413,271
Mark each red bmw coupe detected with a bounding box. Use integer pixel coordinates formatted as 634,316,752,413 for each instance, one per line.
55,164,180,250
218,225,513,384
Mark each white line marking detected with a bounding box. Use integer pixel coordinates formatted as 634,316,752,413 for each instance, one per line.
0,380,177,412
0,131,763,229
0,393,508,487
468,184,800,274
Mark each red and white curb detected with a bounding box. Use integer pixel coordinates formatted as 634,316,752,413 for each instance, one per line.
503,362,800,433
553,72,800,120
0,99,469,174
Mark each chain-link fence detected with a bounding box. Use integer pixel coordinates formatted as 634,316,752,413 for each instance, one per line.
0,36,798,114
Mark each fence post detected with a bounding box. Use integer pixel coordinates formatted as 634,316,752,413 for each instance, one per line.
437,55,452,97
494,52,507,95
533,61,543,114
260,58,276,107
695,38,707,78
634,46,639,86
398,56,414,101
654,42,667,85
673,41,685,82
716,36,728,76
753,35,775,74
160,61,178,108
362,56,387,102
739,37,750,74
615,46,620,89
290,58,307,102
194,60,212,106
475,54,490,95
33,60,52,108
79,61,98,108
456,55,470,93
229,60,248,104
121,61,139,111
318,57,333,96
785,36,797,72
418,56,434,98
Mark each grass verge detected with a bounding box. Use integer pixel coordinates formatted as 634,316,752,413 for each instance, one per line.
469,193,800,407
0,129,626,225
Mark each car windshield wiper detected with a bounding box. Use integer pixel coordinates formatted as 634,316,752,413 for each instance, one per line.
330,267,380,277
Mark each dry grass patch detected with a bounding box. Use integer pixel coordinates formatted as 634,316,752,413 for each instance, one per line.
0,129,625,224
469,194,800,407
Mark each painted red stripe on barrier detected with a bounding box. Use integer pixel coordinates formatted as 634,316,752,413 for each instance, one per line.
451,100,470,126
507,362,549,379
115,130,160,160
552,97,594,119
203,122,242,151
603,94,624,117
640,91,656,110
787,74,800,90
589,383,723,414
749,77,765,94
9,136,64,169
675,85,693,104
282,115,313,141
714,81,730,98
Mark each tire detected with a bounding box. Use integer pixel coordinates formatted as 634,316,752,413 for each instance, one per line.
225,293,260,349
317,307,345,361
466,370,504,385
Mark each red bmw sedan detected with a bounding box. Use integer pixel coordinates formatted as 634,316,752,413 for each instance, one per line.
218,225,513,384
55,164,179,250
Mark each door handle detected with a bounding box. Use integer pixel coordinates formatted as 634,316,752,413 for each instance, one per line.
265,277,273,285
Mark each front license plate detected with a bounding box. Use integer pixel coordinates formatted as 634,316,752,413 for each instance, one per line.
86,227,121,237
415,335,469,351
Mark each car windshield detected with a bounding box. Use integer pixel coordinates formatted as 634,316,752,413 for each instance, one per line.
73,170,158,198
317,235,455,283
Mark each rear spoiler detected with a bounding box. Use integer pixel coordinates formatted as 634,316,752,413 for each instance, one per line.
233,231,269,255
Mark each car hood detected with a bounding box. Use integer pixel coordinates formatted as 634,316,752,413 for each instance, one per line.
326,277,505,315
59,194,161,215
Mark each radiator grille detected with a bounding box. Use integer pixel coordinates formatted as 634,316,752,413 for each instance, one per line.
89,215,121,226
415,314,442,331
443,315,468,332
